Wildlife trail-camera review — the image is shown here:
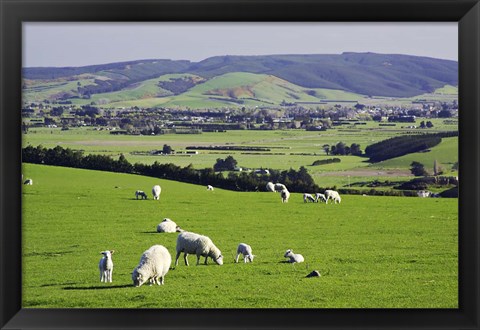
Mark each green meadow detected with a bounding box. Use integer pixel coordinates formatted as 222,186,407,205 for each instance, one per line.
22,164,458,308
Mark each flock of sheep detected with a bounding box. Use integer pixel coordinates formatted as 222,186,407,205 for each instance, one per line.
99,182,332,287
265,181,342,205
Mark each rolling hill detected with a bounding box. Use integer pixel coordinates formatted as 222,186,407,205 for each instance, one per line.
22,52,458,107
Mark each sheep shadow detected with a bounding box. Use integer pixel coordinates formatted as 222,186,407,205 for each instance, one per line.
63,284,133,290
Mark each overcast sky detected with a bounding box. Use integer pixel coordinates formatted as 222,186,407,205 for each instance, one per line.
23,22,458,68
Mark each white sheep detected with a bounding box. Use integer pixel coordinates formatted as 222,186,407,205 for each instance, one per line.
325,189,341,204
132,245,171,287
284,249,304,263
303,193,316,203
266,182,276,192
207,185,214,191
24,179,33,185
280,189,290,203
152,185,161,200
274,183,287,192
99,250,114,283
175,231,223,267
235,243,255,263
315,193,327,203
135,190,147,200
156,218,182,233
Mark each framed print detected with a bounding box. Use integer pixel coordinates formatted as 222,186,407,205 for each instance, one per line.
1,0,479,329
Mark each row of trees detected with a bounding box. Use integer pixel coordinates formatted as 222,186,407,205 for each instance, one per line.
364,132,458,163
323,142,362,156
22,145,320,193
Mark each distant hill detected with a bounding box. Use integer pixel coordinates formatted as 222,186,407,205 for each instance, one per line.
23,53,458,105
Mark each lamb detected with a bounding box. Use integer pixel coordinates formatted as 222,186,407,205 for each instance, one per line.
132,245,171,287
274,183,287,192
284,249,304,263
135,190,147,200
156,218,183,233
315,193,327,203
280,189,290,203
266,182,276,192
235,243,255,263
152,185,162,200
99,250,114,283
325,189,341,204
175,231,223,267
207,185,214,191
303,193,316,203
24,179,33,185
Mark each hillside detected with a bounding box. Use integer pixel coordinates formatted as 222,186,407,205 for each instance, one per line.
23,53,458,102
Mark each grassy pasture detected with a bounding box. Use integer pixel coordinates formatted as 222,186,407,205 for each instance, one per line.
22,164,457,308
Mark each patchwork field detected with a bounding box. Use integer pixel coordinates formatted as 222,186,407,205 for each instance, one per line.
22,164,458,308
23,120,459,189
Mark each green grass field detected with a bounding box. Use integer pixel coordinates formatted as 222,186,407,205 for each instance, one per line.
22,164,458,308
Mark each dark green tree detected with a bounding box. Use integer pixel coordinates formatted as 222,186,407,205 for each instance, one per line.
162,144,173,154
410,161,428,176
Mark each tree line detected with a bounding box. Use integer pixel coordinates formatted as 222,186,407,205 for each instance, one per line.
22,145,320,193
364,132,458,163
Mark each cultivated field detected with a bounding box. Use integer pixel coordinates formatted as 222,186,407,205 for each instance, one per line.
22,164,458,308
23,118,458,189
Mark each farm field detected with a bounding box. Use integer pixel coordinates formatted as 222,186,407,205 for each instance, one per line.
23,119,458,188
22,164,458,308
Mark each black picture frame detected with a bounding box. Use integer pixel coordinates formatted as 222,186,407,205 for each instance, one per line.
1,0,479,329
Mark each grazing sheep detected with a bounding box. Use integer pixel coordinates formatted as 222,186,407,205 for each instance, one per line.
325,189,341,204
156,218,182,233
303,193,316,203
24,179,33,185
315,193,327,203
175,231,223,267
266,182,276,192
280,189,290,203
274,183,287,192
284,249,304,263
99,250,114,283
235,243,255,263
132,245,171,287
135,190,147,200
207,185,214,191
152,185,162,201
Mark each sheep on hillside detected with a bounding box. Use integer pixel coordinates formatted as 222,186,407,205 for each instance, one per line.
152,185,162,201
280,189,290,203
235,243,255,263
24,179,33,185
325,189,341,204
135,190,147,200
303,193,316,203
175,231,223,267
99,250,114,283
132,245,171,287
156,218,183,233
207,185,214,191
284,249,304,263
266,182,276,192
